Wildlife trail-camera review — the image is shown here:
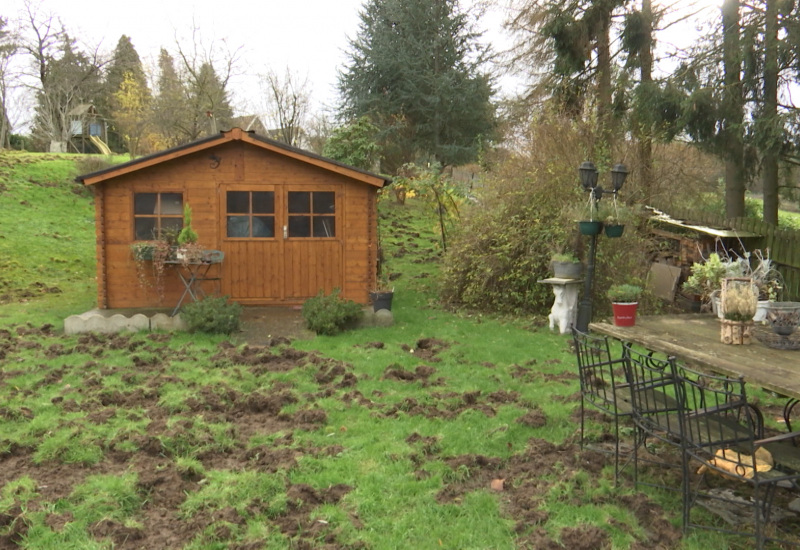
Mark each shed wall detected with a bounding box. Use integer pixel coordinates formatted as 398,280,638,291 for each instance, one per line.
96,142,378,309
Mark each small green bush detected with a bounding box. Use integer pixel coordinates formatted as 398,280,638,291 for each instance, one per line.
302,288,363,336
181,295,242,334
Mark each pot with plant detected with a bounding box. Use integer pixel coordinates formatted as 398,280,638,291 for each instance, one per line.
369,271,394,312
607,283,643,326
683,252,747,317
599,201,633,238
176,203,204,264
720,277,757,345
550,252,583,279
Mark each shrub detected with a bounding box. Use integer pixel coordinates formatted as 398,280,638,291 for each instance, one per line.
302,289,363,336
607,284,643,303
181,296,242,334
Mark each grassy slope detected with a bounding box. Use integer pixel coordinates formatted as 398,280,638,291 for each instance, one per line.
0,152,97,324
0,154,761,549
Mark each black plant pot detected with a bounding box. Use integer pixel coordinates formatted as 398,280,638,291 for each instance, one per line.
369,291,394,312
604,224,625,238
578,221,603,235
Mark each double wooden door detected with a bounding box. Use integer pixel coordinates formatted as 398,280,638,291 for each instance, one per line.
220,185,343,304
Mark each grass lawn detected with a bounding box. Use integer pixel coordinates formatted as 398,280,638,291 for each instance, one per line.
0,151,791,549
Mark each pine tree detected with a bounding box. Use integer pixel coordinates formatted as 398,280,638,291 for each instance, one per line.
152,49,188,148
338,0,495,172
101,35,150,153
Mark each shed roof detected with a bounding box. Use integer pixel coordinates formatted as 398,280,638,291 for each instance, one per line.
646,206,761,238
76,127,390,188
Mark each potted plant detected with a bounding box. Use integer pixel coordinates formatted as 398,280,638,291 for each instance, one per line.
550,252,583,279
720,277,757,345
369,272,394,312
599,201,633,238
747,249,783,321
682,252,746,316
176,203,203,264
607,283,643,326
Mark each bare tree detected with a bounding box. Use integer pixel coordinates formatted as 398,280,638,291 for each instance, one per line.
259,67,310,147
0,16,18,148
173,24,241,140
16,1,106,148
305,110,333,154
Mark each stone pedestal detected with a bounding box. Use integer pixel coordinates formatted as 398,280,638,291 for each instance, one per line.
538,278,583,334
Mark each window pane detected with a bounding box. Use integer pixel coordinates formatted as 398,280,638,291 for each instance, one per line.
288,215,310,237
160,193,183,215
135,218,156,240
134,193,157,215
313,192,335,214
288,192,310,213
252,192,274,214
227,191,249,214
313,217,335,237
253,216,275,238
227,216,250,237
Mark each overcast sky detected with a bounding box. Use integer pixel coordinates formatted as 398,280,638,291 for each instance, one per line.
4,0,517,118
4,0,719,129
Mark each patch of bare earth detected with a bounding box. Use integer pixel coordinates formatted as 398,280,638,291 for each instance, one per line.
6,327,779,548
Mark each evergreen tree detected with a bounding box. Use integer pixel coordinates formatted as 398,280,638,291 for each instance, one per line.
187,61,233,138
152,49,187,148
101,35,150,152
338,0,495,172
505,0,628,154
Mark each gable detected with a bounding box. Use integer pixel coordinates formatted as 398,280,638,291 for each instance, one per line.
76,128,390,189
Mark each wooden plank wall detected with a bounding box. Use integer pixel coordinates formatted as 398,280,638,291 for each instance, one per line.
668,208,800,301
97,142,378,308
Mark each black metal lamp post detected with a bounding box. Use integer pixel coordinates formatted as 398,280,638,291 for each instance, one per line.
575,162,628,331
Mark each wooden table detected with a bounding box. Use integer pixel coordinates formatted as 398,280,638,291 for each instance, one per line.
589,314,800,401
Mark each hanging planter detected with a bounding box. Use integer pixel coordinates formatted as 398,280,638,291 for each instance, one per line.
578,221,603,235
604,224,625,238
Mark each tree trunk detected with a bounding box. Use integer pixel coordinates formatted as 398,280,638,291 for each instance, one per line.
596,10,613,156
637,0,654,202
762,0,779,224
722,0,745,218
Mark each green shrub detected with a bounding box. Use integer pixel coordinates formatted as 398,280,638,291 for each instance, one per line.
302,288,363,335
181,295,242,334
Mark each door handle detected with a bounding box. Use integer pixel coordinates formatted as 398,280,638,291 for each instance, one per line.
283,225,288,239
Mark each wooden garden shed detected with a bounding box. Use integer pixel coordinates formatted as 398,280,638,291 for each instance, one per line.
77,128,390,310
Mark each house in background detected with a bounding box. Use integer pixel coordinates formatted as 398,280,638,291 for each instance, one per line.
76,127,390,310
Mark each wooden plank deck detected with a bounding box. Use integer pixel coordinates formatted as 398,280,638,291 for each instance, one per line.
589,314,800,401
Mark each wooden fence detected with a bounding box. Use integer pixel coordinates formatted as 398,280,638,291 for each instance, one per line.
669,208,800,301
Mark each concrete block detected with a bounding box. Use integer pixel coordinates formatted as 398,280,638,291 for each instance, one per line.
151,313,188,331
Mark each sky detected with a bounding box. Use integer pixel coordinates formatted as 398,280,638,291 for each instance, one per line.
3,0,721,129
4,0,516,121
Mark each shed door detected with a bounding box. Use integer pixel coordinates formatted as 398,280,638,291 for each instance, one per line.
220,186,343,303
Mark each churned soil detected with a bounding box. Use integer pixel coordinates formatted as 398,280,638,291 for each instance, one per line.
1,321,797,548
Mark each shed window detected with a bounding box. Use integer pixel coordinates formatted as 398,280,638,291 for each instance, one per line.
288,191,335,238
133,192,183,240
226,191,275,238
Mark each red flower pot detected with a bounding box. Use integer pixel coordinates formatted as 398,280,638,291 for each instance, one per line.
612,302,638,326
